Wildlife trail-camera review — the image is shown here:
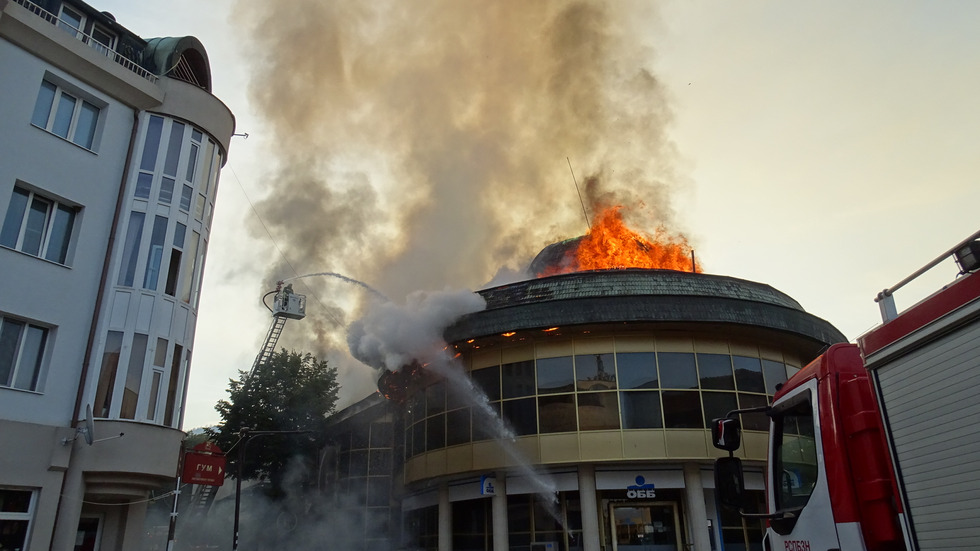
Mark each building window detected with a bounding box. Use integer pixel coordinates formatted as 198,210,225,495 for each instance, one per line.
57,5,85,38
142,216,169,291
94,331,123,417
90,25,116,56
120,334,148,419
116,211,145,286
0,317,48,392
1,186,78,265
31,81,100,150
0,488,37,551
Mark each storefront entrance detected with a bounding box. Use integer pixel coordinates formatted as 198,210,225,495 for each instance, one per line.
609,502,682,551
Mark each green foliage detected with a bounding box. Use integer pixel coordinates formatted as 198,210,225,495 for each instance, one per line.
207,349,339,491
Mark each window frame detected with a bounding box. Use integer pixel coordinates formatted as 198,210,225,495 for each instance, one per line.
0,487,38,551
30,78,104,151
0,316,49,392
0,185,79,265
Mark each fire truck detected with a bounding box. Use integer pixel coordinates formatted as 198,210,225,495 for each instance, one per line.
712,230,980,551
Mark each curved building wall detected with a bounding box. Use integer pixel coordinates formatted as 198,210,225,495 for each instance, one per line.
395,270,844,551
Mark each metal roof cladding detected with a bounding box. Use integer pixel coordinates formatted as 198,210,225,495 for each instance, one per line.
444,269,847,350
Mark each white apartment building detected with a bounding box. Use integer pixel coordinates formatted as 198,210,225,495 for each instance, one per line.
0,0,234,548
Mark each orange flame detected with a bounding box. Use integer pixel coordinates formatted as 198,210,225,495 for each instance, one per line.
544,206,701,275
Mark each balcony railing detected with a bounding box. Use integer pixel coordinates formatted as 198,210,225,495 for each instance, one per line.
10,0,159,83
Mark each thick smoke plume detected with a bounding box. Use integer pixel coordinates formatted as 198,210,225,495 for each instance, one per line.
232,1,682,397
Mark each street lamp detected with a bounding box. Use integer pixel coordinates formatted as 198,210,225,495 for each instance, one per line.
232,428,313,551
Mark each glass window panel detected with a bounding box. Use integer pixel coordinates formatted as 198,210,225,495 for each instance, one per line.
412,421,425,455
369,449,392,475
95,331,123,417
576,352,615,391
502,360,534,399
538,394,576,433
191,129,203,143
194,194,206,219
0,488,33,512
351,424,369,449
163,122,185,176
349,450,368,476
163,344,183,426
507,495,531,533
73,101,99,148
120,334,148,419
13,324,45,391
739,393,770,431
620,390,663,429
164,249,181,296
135,172,153,199
179,184,193,211
472,402,500,441
536,356,573,394
185,143,199,182
142,215,168,290
1,188,29,248
425,381,445,416
153,338,168,367
446,408,470,446
192,239,207,307
698,353,735,390
52,92,76,138
763,360,788,395
117,211,145,286
44,205,75,264
370,421,393,448
616,351,658,389
147,370,162,420
140,116,164,171
425,414,446,451
734,356,766,393
577,391,619,430
22,196,50,256
179,232,199,302
662,390,703,428
159,177,174,205
199,140,215,193
58,6,82,33
702,392,738,429
31,81,56,128
367,476,390,507
503,397,538,436
173,223,186,248
658,352,698,389
0,319,25,387
471,365,500,401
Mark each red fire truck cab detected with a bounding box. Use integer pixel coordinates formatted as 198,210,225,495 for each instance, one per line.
713,230,980,551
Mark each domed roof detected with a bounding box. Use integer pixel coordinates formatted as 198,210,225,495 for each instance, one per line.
444,269,846,355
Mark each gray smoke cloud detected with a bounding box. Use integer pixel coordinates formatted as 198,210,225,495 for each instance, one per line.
232,1,683,399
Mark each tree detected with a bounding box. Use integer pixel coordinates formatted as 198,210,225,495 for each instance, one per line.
207,349,339,493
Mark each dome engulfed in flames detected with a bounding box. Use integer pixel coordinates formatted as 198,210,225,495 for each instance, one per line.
530,206,701,277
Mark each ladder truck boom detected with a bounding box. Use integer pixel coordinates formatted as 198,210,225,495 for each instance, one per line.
249,281,306,377
711,229,980,551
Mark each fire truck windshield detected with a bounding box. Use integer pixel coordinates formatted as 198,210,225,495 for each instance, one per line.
772,397,818,512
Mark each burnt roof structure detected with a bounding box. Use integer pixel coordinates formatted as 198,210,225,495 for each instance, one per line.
445,269,846,358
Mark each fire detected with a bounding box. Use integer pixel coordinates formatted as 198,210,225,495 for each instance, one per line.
541,206,701,276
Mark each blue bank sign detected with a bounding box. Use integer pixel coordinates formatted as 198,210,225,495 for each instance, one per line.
626,475,656,499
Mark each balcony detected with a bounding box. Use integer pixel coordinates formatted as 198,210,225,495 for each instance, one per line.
9,0,158,83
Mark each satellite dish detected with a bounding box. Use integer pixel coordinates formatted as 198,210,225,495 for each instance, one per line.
82,404,95,446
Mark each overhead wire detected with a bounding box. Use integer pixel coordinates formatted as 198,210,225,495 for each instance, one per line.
226,163,346,328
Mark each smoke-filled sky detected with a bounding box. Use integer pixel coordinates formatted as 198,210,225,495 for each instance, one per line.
99,0,980,429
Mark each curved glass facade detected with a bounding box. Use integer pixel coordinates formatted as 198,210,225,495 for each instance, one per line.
404,335,798,459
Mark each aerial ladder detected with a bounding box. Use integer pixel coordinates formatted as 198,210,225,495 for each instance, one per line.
250,281,307,377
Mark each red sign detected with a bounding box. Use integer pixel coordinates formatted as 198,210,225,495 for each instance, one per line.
182,452,226,486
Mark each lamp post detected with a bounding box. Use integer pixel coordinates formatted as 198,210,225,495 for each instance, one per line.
232,428,312,551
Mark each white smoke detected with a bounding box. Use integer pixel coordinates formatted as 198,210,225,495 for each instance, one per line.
346,288,487,373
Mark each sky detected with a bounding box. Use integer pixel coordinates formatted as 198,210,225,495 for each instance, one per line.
97,1,980,429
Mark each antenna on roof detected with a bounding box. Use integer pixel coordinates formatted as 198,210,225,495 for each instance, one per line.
567,157,591,231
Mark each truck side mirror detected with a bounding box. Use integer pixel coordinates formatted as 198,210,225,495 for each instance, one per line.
711,417,741,451
714,456,746,510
